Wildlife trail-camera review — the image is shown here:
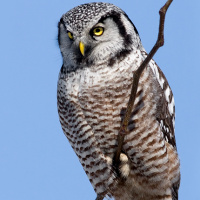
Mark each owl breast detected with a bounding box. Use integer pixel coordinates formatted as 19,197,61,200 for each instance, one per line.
78,50,144,154
57,49,180,199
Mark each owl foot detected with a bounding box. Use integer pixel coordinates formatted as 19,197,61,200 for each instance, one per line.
113,152,130,180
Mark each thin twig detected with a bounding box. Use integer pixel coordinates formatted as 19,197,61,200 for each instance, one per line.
114,0,173,165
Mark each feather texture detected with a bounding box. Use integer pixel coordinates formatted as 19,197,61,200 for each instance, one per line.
57,3,180,199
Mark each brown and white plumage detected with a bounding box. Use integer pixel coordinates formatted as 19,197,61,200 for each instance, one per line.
57,2,180,200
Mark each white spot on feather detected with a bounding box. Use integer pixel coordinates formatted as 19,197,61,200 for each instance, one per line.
168,96,175,116
149,61,165,89
160,77,165,89
165,86,170,102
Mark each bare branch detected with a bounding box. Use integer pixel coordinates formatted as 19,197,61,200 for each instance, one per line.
114,0,173,165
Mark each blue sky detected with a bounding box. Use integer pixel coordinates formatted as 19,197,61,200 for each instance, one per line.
0,0,199,199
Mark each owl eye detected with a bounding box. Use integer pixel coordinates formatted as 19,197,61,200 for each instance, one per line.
92,27,104,36
67,31,73,40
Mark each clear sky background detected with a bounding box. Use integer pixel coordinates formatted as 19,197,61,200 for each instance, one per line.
0,0,199,199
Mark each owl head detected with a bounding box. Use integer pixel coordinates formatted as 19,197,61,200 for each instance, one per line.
58,2,142,71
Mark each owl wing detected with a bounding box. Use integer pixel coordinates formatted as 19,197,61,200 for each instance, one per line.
172,183,179,200
149,60,180,198
150,60,176,149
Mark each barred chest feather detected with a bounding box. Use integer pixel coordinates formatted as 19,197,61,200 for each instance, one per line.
57,49,180,199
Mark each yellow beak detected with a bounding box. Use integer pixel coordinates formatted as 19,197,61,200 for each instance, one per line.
79,41,85,56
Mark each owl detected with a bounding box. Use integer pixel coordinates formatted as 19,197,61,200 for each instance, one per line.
57,2,180,200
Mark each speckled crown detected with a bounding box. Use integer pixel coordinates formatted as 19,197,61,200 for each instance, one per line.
61,2,124,33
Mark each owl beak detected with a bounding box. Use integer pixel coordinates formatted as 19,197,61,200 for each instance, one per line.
79,41,85,56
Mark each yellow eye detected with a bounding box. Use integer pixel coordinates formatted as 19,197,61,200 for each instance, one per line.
67,31,73,40
93,27,104,36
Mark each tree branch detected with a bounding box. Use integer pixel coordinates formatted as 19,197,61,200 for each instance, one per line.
113,0,173,167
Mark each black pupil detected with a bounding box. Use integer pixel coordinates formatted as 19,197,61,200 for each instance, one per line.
96,28,100,33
